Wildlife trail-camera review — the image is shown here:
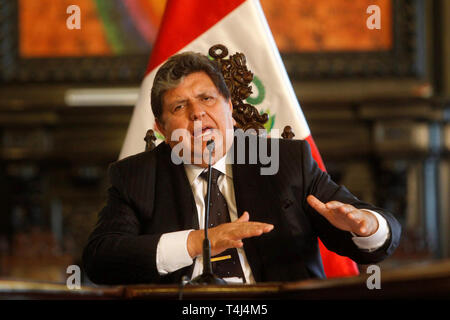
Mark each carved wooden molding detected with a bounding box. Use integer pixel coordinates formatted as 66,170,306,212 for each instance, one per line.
209,44,268,132
144,129,157,151
281,125,295,140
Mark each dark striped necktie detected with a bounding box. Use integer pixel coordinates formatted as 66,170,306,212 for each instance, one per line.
200,168,246,282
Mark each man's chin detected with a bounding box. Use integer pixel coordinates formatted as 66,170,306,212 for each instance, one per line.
190,143,226,166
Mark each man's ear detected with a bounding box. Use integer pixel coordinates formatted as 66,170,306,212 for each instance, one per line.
228,98,236,126
155,119,168,143
228,98,233,111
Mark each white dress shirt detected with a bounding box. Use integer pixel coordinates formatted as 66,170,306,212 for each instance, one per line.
156,153,390,283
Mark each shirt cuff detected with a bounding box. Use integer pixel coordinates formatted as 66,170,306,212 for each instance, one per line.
351,210,390,252
156,229,195,275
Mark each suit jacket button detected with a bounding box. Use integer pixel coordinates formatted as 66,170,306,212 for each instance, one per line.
283,199,293,209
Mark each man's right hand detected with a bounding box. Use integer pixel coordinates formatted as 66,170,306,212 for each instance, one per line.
187,211,274,258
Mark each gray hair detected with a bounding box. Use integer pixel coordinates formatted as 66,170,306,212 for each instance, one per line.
151,51,230,120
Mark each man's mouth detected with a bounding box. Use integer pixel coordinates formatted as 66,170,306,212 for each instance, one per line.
193,126,214,138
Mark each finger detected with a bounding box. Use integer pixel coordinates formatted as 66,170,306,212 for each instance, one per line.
263,224,274,233
307,195,329,215
336,204,355,215
233,223,273,239
345,210,370,235
223,239,243,248
249,222,274,233
325,200,344,210
358,220,368,235
353,210,378,236
212,239,243,256
349,219,368,236
236,226,263,239
345,207,364,222
236,211,250,223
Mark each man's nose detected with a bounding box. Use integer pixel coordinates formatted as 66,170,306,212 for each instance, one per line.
189,102,206,121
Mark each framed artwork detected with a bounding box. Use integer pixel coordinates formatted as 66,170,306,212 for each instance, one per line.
0,0,166,83
260,0,426,79
0,0,426,83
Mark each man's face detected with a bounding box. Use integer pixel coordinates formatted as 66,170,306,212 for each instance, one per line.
156,71,235,167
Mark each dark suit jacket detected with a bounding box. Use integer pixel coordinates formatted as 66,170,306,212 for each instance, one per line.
83,137,401,285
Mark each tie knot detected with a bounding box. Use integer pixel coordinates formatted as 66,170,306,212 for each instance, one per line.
200,168,221,185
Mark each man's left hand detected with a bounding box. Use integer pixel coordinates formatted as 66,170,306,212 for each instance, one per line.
306,195,379,237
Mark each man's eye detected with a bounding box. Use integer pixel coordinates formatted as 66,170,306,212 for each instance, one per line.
173,105,183,112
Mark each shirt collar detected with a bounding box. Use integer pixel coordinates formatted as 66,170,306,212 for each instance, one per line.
184,152,233,186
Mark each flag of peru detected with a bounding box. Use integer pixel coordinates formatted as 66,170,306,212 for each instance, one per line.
119,0,359,278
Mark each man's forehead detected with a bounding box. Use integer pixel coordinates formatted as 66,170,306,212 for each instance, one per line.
174,72,215,88
163,73,219,101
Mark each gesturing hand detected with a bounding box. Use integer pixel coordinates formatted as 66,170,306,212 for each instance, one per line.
187,211,274,258
306,195,378,237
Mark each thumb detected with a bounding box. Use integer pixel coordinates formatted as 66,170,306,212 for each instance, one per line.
306,194,327,213
237,211,250,222
307,195,329,216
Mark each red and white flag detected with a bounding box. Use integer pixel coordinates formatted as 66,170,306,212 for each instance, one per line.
119,0,359,278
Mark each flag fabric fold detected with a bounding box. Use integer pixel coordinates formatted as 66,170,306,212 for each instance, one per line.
119,0,359,278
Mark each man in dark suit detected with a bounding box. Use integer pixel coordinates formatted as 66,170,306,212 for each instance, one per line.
83,52,401,285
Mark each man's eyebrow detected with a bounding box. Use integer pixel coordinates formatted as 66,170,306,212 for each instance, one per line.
196,90,216,98
167,98,187,107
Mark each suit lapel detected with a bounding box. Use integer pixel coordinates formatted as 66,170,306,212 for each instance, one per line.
231,136,279,225
232,159,278,282
161,143,199,230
